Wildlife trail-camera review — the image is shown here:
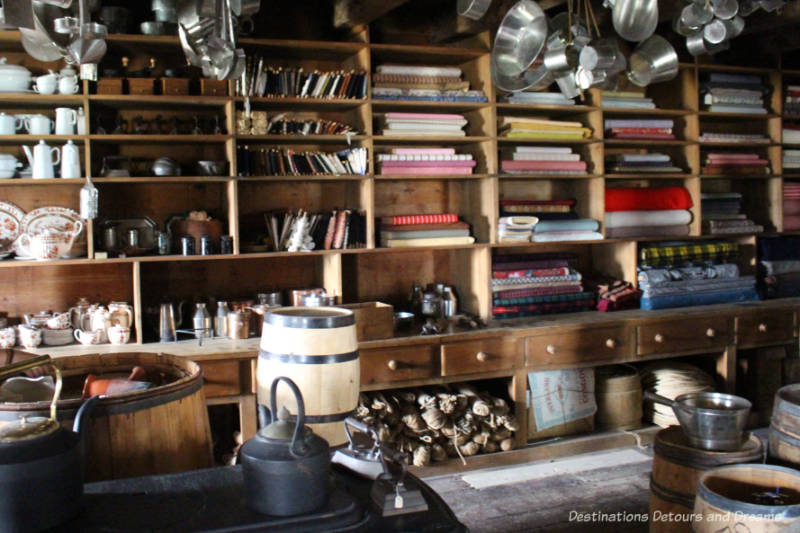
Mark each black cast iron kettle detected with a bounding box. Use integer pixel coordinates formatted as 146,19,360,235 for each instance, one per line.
0,355,100,533
239,376,330,517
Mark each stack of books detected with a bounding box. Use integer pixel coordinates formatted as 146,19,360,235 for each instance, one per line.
701,73,769,114
371,64,488,103
606,152,683,174
699,132,769,144
604,119,675,140
498,216,538,242
500,92,575,106
784,183,800,231
500,146,588,175
702,152,770,176
263,115,359,136
786,85,800,117
379,214,474,248
239,63,367,99
263,209,367,252
237,146,368,176
784,149,800,171
601,90,656,109
702,192,763,235
784,123,800,144
380,113,467,137
499,117,592,140
377,148,476,176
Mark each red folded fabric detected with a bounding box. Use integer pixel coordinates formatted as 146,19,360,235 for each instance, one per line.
605,186,694,212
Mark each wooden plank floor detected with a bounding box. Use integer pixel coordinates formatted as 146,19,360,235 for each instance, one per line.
424,446,653,533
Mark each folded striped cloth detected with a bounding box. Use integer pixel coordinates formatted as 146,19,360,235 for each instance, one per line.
641,277,755,297
638,264,740,286
493,291,595,306
640,242,739,267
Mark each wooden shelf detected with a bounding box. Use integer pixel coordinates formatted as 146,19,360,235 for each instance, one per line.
699,142,775,148
604,139,691,146
0,135,85,143
0,178,86,185
234,96,366,109
237,174,368,181
0,93,86,105
497,138,599,145
373,135,491,143
88,134,231,143
600,107,692,116
105,33,179,46
93,176,233,184
495,103,597,114
237,37,365,60
235,134,367,144
697,63,773,74
89,94,230,107
698,111,779,119
497,173,597,180
369,42,488,61
375,173,488,180
605,173,693,179
370,100,489,110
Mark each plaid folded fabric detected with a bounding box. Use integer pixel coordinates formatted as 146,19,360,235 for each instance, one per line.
640,241,739,267
493,291,595,306
493,298,595,319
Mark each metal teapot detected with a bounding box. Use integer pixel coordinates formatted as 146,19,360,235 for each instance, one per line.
239,376,330,516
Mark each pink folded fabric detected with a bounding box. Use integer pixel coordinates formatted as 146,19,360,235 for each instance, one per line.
785,216,800,231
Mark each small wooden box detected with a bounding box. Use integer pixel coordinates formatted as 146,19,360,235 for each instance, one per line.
160,78,191,96
339,301,394,341
128,78,155,95
201,79,228,96
97,77,124,94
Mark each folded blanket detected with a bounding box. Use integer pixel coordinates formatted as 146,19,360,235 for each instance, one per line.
640,241,739,267
760,260,800,276
640,287,759,310
759,236,800,261
493,291,595,306
606,225,690,239
638,264,741,286
606,187,693,212
492,285,584,300
605,210,692,229
493,267,570,279
641,277,756,297
492,273,582,286
531,231,603,242
493,298,595,319
533,219,600,233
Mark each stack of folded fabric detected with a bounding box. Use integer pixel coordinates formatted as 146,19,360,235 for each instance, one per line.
500,146,588,175
604,119,675,140
498,216,538,242
377,148,476,175
500,199,577,220
605,186,693,239
759,236,800,298
531,217,602,242
601,90,656,109
491,254,595,319
591,279,641,312
379,213,474,248
500,92,574,106
499,117,592,140
701,73,769,114
784,182,800,230
605,152,682,174
638,242,758,310
784,123,800,144
498,199,602,242
372,64,488,103
786,85,800,117
380,113,467,137
702,152,770,176
698,132,769,144
784,150,800,172
701,192,763,234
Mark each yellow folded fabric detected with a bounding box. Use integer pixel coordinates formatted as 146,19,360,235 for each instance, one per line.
503,131,588,140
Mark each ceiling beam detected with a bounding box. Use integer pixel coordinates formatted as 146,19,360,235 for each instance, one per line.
333,0,412,29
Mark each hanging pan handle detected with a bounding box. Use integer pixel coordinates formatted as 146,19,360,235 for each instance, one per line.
644,390,676,408
269,376,307,458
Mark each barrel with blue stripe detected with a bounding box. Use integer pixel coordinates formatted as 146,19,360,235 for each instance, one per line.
256,307,359,446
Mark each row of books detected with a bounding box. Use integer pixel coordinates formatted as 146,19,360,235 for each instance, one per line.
785,149,800,170
605,152,682,174
500,146,588,175
380,112,468,137
256,115,359,136
701,192,763,235
604,119,675,140
786,85,800,117
702,152,770,176
698,132,769,144
378,213,474,248
377,148,476,175
236,146,368,176
264,209,367,252
371,64,487,103
602,90,656,110
238,63,368,100
701,73,769,114
784,124,800,144
499,117,592,140
499,92,574,106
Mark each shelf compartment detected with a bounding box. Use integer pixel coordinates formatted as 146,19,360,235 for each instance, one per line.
701,177,781,234
235,96,367,109
90,140,229,179
606,176,701,237
237,38,366,61
234,100,370,135
89,104,229,138
605,144,697,175
373,106,493,139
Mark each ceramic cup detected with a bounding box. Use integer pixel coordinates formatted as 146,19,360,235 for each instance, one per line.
34,74,58,95
107,324,130,345
17,233,59,260
58,75,79,95
0,326,16,349
24,114,53,135
17,325,42,348
74,328,101,345
0,112,22,135
45,312,71,330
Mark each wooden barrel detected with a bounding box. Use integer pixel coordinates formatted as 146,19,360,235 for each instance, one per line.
649,426,764,533
257,307,359,446
595,364,642,431
693,464,800,533
769,384,800,466
0,353,213,481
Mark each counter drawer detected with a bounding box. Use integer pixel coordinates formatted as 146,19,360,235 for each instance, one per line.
199,361,242,398
360,345,439,385
637,317,730,356
525,326,632,367
738,312,796,347
441,338,519,376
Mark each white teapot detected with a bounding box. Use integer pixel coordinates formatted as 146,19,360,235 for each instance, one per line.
87,306,111,343
14,222,83,260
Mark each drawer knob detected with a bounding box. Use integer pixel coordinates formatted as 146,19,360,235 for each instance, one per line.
476,351,488,362
706,328,715,338
654,333,664,343
605,338,616,349
387,359,398,371
759,323,768,333
546,344,556,355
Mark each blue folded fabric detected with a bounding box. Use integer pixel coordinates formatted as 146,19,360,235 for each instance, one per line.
640,287,759,310
533,218,600,233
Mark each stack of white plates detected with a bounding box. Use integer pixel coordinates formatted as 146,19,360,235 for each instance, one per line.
641,362,715,427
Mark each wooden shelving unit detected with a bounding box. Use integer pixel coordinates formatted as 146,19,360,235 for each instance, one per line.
2,29,800,472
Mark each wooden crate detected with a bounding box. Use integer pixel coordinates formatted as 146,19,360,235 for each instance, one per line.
160,78,191,96
200,79,228,96
339,301,393,341
97,77,124,94
128,78,155,95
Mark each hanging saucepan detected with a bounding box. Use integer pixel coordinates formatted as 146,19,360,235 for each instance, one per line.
626,34,679,87
686,30,730,56
644,390,750,451
0,355,99,533
491,0,549,91
612,0,658,42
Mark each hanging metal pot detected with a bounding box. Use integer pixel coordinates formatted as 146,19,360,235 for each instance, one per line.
612,0,658,42
0,355,99,533
239,376,330,517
